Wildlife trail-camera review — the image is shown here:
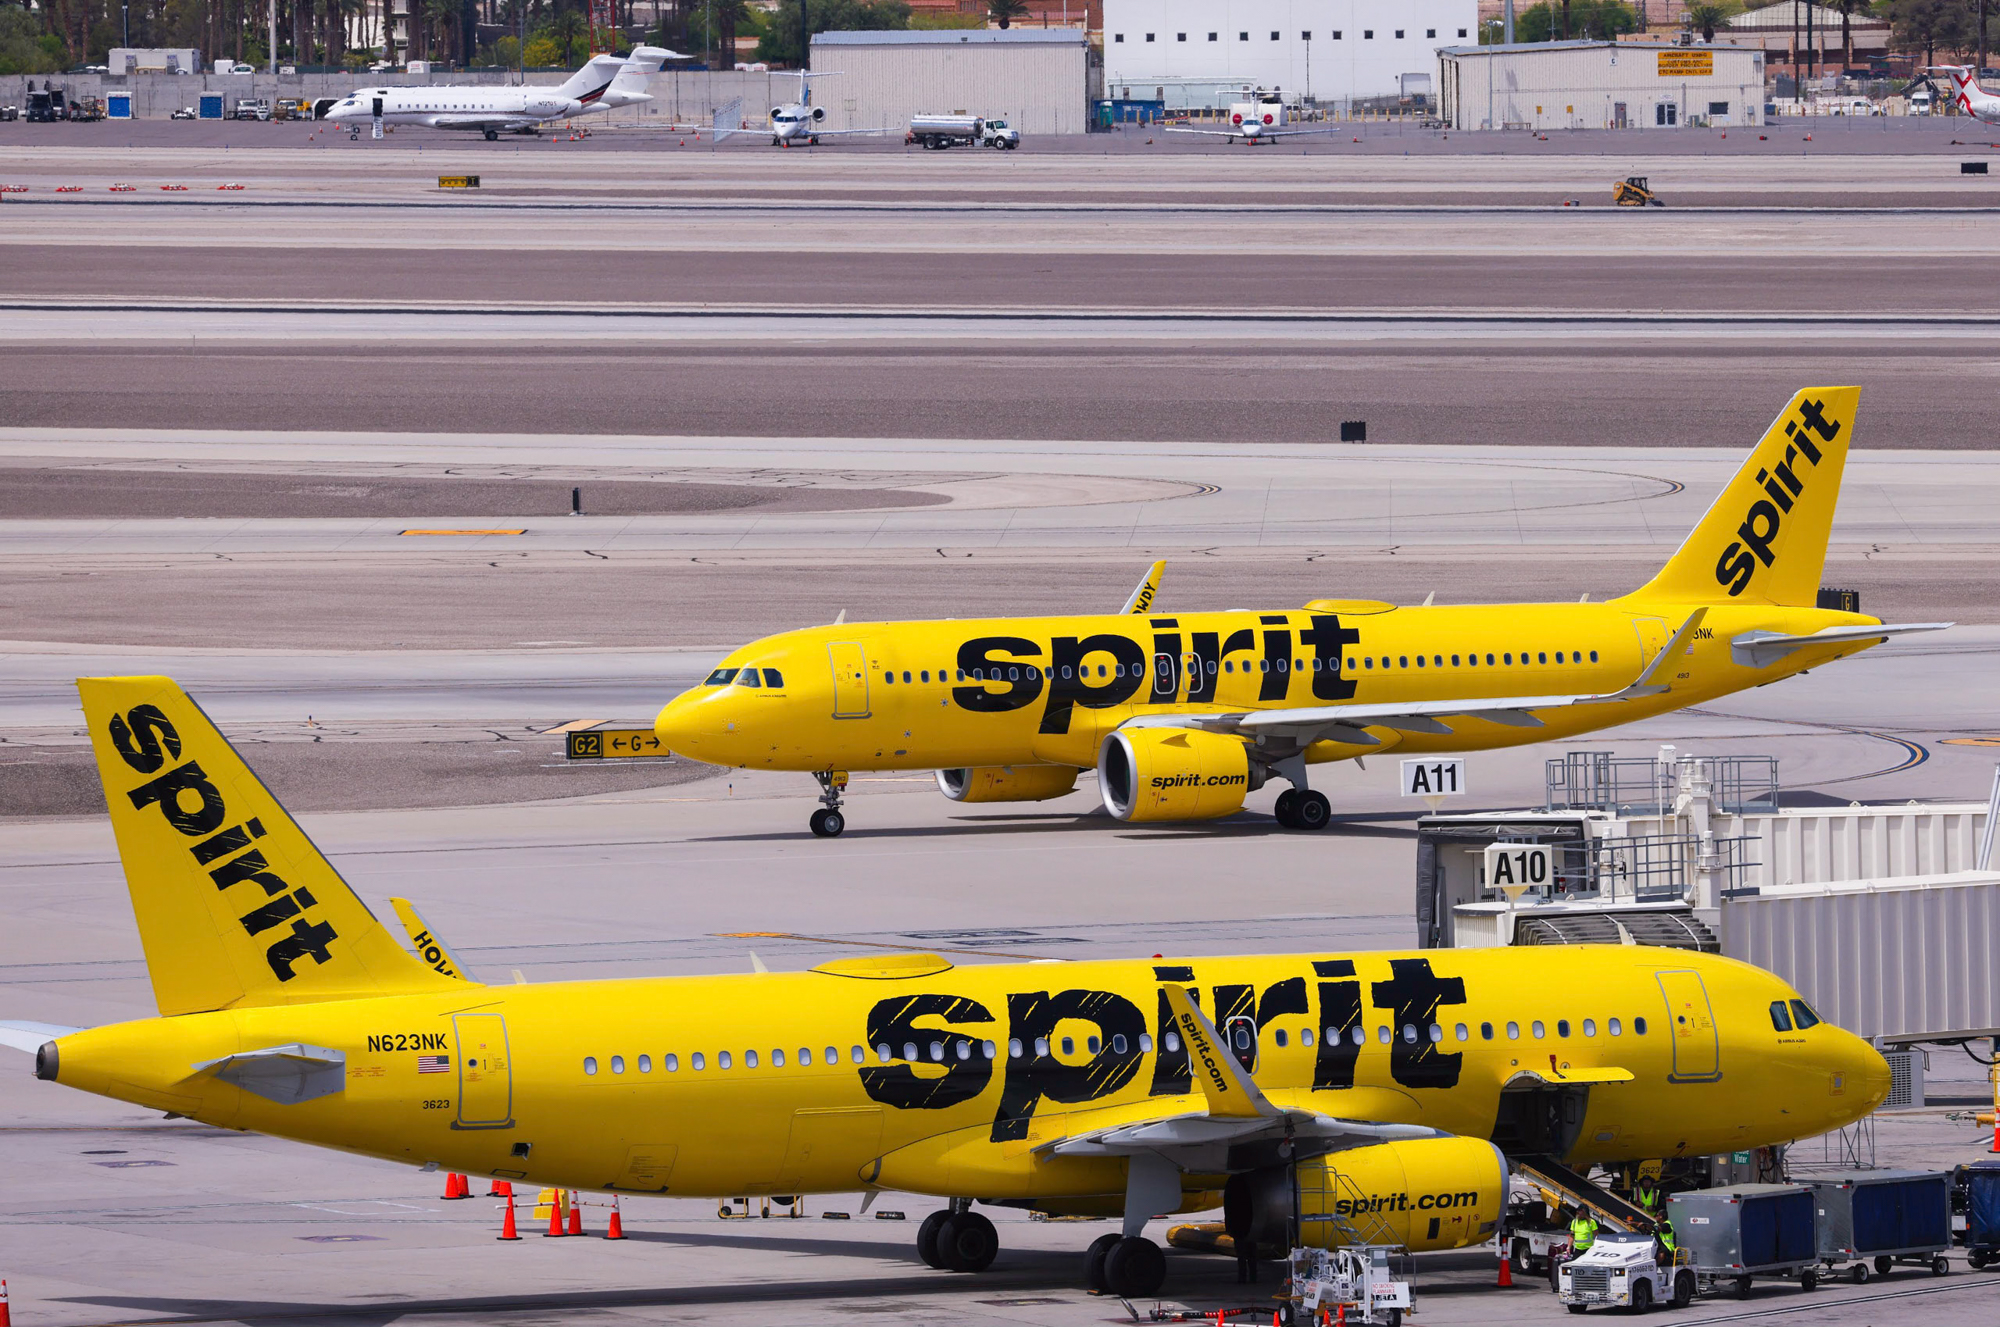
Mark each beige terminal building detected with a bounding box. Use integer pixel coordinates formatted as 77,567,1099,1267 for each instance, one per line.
1437,39,1766,129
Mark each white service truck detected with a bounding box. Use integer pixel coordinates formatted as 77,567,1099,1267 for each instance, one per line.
908,113,1019,149
1556,1232,1696,1313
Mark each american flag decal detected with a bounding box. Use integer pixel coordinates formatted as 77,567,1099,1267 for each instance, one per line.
417,1055,450,1074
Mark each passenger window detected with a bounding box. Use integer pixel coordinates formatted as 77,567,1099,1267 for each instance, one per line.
955,1040,971,1061
1273,1029,1288,1048
737,669,760,688
1087,1035,1101,1054
1769,1001,1793,1031
1415,655,1425,667
1165,1031,1181,1052
1036,1036,1051,1056
692,1052,706,1070
762,669,783,688
665,1053,679,1071
1060,1036,1075,1055
1485,653,1495,665
1402,1024,1417,1044
704,668,738,685
1139,1033,1153,1052
1377,1026,1391,1044
1538,652,1547,664
875,1042,891,1061
1506,1022,1520,1040
851,1046,865,1063
611,1055,625,1074
1009,1037,1023,1058
1455,1023,1469,1041
1433,656,1443,667
1363,658,1372,669
798,1048,811,1066
920,671,929,683
1429,1023,1443,1042
1556,1020,1569,1038
1608,1018,1622,1036
1789,1000,1821,1030
883,671,893,684
902,1041,918,1060
982,1040,997,1058
1350,1026,1365,1045
772,1049,785,1066
1590,651,1599,662
583,1056,598,1075
1300,1028,1313,1047
1531,1021,1546,1039
718,1051,733,1069
743,1050,757,1068
1398,656,1408,668
1582,1019,1596,1037
1503,653,1513,665
902,671,911,684
928,1041,944,1062
638,1054,652,1072
1634,1018,1648,1035
1481,1022,1494,1040
1233,1026,1251,1050
1452,655,1461,666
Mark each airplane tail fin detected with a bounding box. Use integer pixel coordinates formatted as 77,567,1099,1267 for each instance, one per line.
1623,387,1857,607
78,677,469,1017
557,52,629,104
614,44,671,90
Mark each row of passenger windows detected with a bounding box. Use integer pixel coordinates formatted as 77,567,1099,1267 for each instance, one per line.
878,650,1602,686
1114,27,1464,41
1770,999,1821,1031
703,667,785,688
579,1016,1652,1076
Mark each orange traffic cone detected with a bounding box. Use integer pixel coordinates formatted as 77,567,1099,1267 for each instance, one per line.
1497,1250,1514,1287
544,1193,565,1237
443,1172,468,1199
567,1190,585,1236
1,1278,10,1327
498,1193,521,1241
605,1194,625,1239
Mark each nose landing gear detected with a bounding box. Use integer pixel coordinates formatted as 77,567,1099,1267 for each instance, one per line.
809,770,849,837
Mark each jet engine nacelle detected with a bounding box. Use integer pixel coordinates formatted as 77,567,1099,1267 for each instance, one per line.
1097,728,1250,823
1223,1136,1506,1253
936,765,1079,803
810,104,826,122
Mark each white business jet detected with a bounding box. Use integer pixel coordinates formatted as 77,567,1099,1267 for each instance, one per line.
1926,66,2000,125
746,70,895,146
1165,89,1343,145
325,46,674,140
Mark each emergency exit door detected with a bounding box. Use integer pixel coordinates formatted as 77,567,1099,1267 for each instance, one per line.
453,1012,514,1128
1656,970,1721,1082
828,642,870,718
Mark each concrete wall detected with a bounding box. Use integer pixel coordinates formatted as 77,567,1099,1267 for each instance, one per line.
1103,0,1477,107
1438,40,1766,130
810,32,1090,137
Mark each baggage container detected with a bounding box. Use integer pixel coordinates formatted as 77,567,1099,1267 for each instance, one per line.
1957,1159,2000,1268
1804,1170,1951,1281
1667,1184,1820,1295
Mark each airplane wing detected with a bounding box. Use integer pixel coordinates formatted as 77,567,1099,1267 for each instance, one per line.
1730,622,1951,669
1121,560,1165,615
1164,125,1345,140
807,127,900,137
432,115,543,131
0,1020,81,1054
1035,985,1446,1173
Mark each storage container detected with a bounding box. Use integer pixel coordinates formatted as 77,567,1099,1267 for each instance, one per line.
1805,1170,1950,1269
1668,1184,1816,1273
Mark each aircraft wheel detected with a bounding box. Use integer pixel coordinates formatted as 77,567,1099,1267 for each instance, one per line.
938,1211,998,1272
1273,789,1301,827
1102,1235,1166,1297
810,808,845,838
916,1209,950,1269
1293,790,1332,830
1671,1270,1695,1307
484,129,497,140
1083,1231,1122,1292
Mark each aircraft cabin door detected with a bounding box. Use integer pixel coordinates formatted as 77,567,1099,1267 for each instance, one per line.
1655,970,1721,1082
1152,652,1179,704
828,642,870,718
452,1012,514,1128
1633,617,1669,673
1222,1014,1258,1073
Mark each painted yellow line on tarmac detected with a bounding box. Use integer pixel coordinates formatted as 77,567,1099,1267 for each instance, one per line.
398,528,525,536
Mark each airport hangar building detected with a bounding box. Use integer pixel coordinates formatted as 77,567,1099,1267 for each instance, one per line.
1437,39,1767,130
1102,0,1477,108
808,29,1092,136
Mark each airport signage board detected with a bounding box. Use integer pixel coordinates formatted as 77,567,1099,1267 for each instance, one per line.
438,175,481,189
1483,843,1553,897
1400,758,1465,799
565,728,667,760
1658,51,1713,77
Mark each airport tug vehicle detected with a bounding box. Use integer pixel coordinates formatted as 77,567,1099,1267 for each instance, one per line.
1283,1245,1411,1326
1556,1232,1694,1313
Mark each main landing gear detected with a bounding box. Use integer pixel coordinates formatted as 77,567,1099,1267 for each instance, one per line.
809,770,848,837
916,1202,998,1272
913,1203,1168,1297
1272,788,1332,831
1086,1232,1169,1297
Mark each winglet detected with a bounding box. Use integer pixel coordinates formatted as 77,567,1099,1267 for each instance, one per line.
1162,984,1278,1119
1122,561,1165,615
390,898,472,982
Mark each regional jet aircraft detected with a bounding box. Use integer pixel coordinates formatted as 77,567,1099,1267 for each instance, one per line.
324,46,673,140
1928,66,2000,125
0,674,1887,1297
656,387,1947,836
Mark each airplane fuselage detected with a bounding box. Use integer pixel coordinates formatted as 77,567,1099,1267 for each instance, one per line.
324,83,648,132
656,598,1879,775
45,947,1884,1199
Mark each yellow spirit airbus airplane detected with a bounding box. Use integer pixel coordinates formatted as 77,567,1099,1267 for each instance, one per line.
655,387,1946,837
2,677,1887,1297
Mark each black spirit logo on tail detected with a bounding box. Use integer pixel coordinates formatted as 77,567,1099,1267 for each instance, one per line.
1714,398,1838,597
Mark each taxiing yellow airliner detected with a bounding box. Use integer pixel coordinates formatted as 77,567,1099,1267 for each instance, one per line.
1,676,1888,1297
655,387,1946,837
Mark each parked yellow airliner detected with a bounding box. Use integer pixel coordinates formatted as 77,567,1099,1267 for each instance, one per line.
2,677,1888,1298
655,388,1945,837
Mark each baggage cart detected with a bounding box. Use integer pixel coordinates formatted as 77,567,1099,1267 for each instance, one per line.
1803,1170,1951,1281
1956,1159,2000,1268
1667,1183,1821,1297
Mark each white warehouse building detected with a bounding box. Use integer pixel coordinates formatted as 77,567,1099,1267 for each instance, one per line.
1103,0,1478,108
1437,40,1766,130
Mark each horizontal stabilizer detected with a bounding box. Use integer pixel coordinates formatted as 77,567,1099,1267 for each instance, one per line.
1731,622,1951,669
0,1021,81,1054
191,1043,347,1105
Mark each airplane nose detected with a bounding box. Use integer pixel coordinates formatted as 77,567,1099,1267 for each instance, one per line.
654,696,700,755
1846,1033,1893,1113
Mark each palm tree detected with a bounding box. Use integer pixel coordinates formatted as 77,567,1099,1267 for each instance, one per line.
1685,1,1729,41
989,0,1029,29
1834,0,1868,71
549,3,585,64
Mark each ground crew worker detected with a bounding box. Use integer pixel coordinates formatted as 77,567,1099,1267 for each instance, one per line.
1569,1209,1599,1259
1633,1174,1661,1218
1655,1221,1679,1266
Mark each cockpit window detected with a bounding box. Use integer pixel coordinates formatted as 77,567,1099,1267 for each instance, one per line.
736,668,761,688
762,668,784,688
1769,1000,1793,1032
1789,999,1821,1030
704,668,739,685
